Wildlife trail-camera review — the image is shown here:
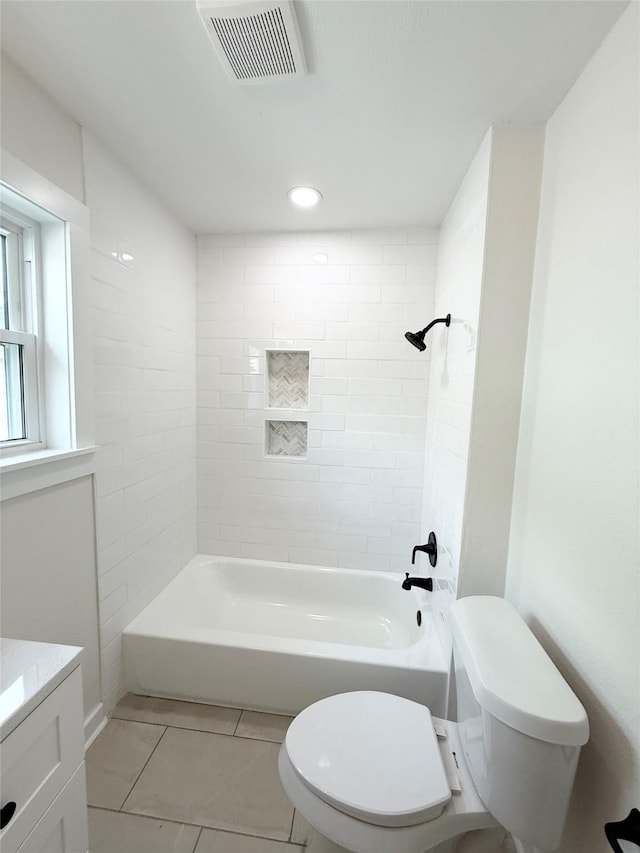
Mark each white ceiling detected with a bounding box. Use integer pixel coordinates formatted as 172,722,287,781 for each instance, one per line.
0,0,627,234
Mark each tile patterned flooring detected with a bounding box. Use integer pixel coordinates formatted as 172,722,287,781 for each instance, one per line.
87,695,310,853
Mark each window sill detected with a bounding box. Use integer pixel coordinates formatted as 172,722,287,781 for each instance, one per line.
0,446,97,501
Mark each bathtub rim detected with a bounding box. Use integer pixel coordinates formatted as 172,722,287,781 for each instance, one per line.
123,553,447,673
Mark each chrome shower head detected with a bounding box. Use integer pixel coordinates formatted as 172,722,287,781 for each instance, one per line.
404,314,451,352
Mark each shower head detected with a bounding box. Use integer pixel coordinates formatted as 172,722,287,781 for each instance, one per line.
405,314,451,352
405,330,427,351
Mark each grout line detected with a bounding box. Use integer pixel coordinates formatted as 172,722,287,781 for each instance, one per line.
88,804,202,831
181,722,288,744
191,826,203,853
121,694,292,719
233,709,243,736
119,695,293,720
119,804,293,845
112,717,287,743
90,805,300,849
117,725,168,811
112,717,241,738
288,808,296,843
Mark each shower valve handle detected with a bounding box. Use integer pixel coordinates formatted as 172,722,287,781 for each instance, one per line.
411,532,438,567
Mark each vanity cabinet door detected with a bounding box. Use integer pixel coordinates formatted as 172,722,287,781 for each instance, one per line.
0,667,84,853
16,764,88,853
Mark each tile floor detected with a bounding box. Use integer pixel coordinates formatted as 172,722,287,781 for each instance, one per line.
86,694,310,853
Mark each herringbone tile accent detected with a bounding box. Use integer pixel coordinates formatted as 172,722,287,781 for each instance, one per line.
266,420,307,457
267,351,309,409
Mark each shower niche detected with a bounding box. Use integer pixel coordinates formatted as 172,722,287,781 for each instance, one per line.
265,350,309,458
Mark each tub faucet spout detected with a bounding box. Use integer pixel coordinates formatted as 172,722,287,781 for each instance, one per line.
402,573,433,592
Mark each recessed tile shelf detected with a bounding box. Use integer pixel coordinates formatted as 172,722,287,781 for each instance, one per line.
266,420,308,458
267,350,309,409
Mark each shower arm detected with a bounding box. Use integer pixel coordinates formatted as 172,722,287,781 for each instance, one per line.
419,315,451,336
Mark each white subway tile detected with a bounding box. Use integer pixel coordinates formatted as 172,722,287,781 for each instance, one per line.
197,233,245,249
351,228,408,245
322,359,376,378
297,265,351,285
343,449,396,469
328,245,384,265
350,265,405,285
338,552,391,571
319,465,371,484
197,302,244,320
296,230,353,248
381,283,433,303
311,377,349,395
384,245,437,265
349,303,404,323
295,341,348,359
288,547,338,567
198,372,243,391
197,338,244,357
244,302,295,321
272,321,326,339
245,265,297,284
193,226,435,581
347,341,408,360
296,303,348,322
223,246,276,265
349,377,401,397
374,396,427,416
327,321,379,341
198,271,245,297
246,233,298,248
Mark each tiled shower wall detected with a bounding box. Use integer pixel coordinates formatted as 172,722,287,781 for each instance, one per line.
421,134,491,656
197,229,437,571
87,133,197,711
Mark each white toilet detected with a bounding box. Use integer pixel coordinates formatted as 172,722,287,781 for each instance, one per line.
278,596,589,853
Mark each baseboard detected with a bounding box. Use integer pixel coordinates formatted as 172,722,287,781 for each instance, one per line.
84,701,106,749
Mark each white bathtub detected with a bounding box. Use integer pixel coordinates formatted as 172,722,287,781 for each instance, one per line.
123,555,449,716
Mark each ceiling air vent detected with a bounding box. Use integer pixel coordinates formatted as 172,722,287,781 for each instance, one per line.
196,0,307,84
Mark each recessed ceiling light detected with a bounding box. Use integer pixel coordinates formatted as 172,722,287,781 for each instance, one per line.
312,253,328,263
288,186,322,208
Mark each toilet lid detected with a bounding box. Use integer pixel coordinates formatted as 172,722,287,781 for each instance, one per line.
285,691,451,827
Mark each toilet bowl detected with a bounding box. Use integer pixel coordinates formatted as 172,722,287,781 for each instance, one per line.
278,596,589,853
279,691,500,853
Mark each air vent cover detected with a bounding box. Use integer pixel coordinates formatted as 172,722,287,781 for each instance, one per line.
197,0,307,84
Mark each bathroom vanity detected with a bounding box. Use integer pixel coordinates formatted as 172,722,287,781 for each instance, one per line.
0,638,88,853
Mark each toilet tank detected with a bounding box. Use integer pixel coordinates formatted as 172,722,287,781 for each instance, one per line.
450,597,589,851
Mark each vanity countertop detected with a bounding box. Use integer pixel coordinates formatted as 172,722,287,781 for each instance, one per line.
0,637,83,741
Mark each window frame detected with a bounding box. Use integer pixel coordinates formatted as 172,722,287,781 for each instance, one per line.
0,207,45,452
0,148,96,501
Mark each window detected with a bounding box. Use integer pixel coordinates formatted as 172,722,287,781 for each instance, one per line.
1,208,43,449
0,149,95,500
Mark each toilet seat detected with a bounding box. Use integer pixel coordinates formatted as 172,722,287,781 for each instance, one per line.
284,691,451,828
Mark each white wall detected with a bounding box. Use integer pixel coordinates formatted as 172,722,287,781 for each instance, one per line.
86,132,198,712
459,125,544,599
421,133,491,653
0,53,84,202
197,229,436,570
506,6,639,850
0,54,102,732
423,126,544,660
0,477,101,725
0,55,199,718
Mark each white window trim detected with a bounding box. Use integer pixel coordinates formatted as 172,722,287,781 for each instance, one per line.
1,207,45,451
0,150,95,500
